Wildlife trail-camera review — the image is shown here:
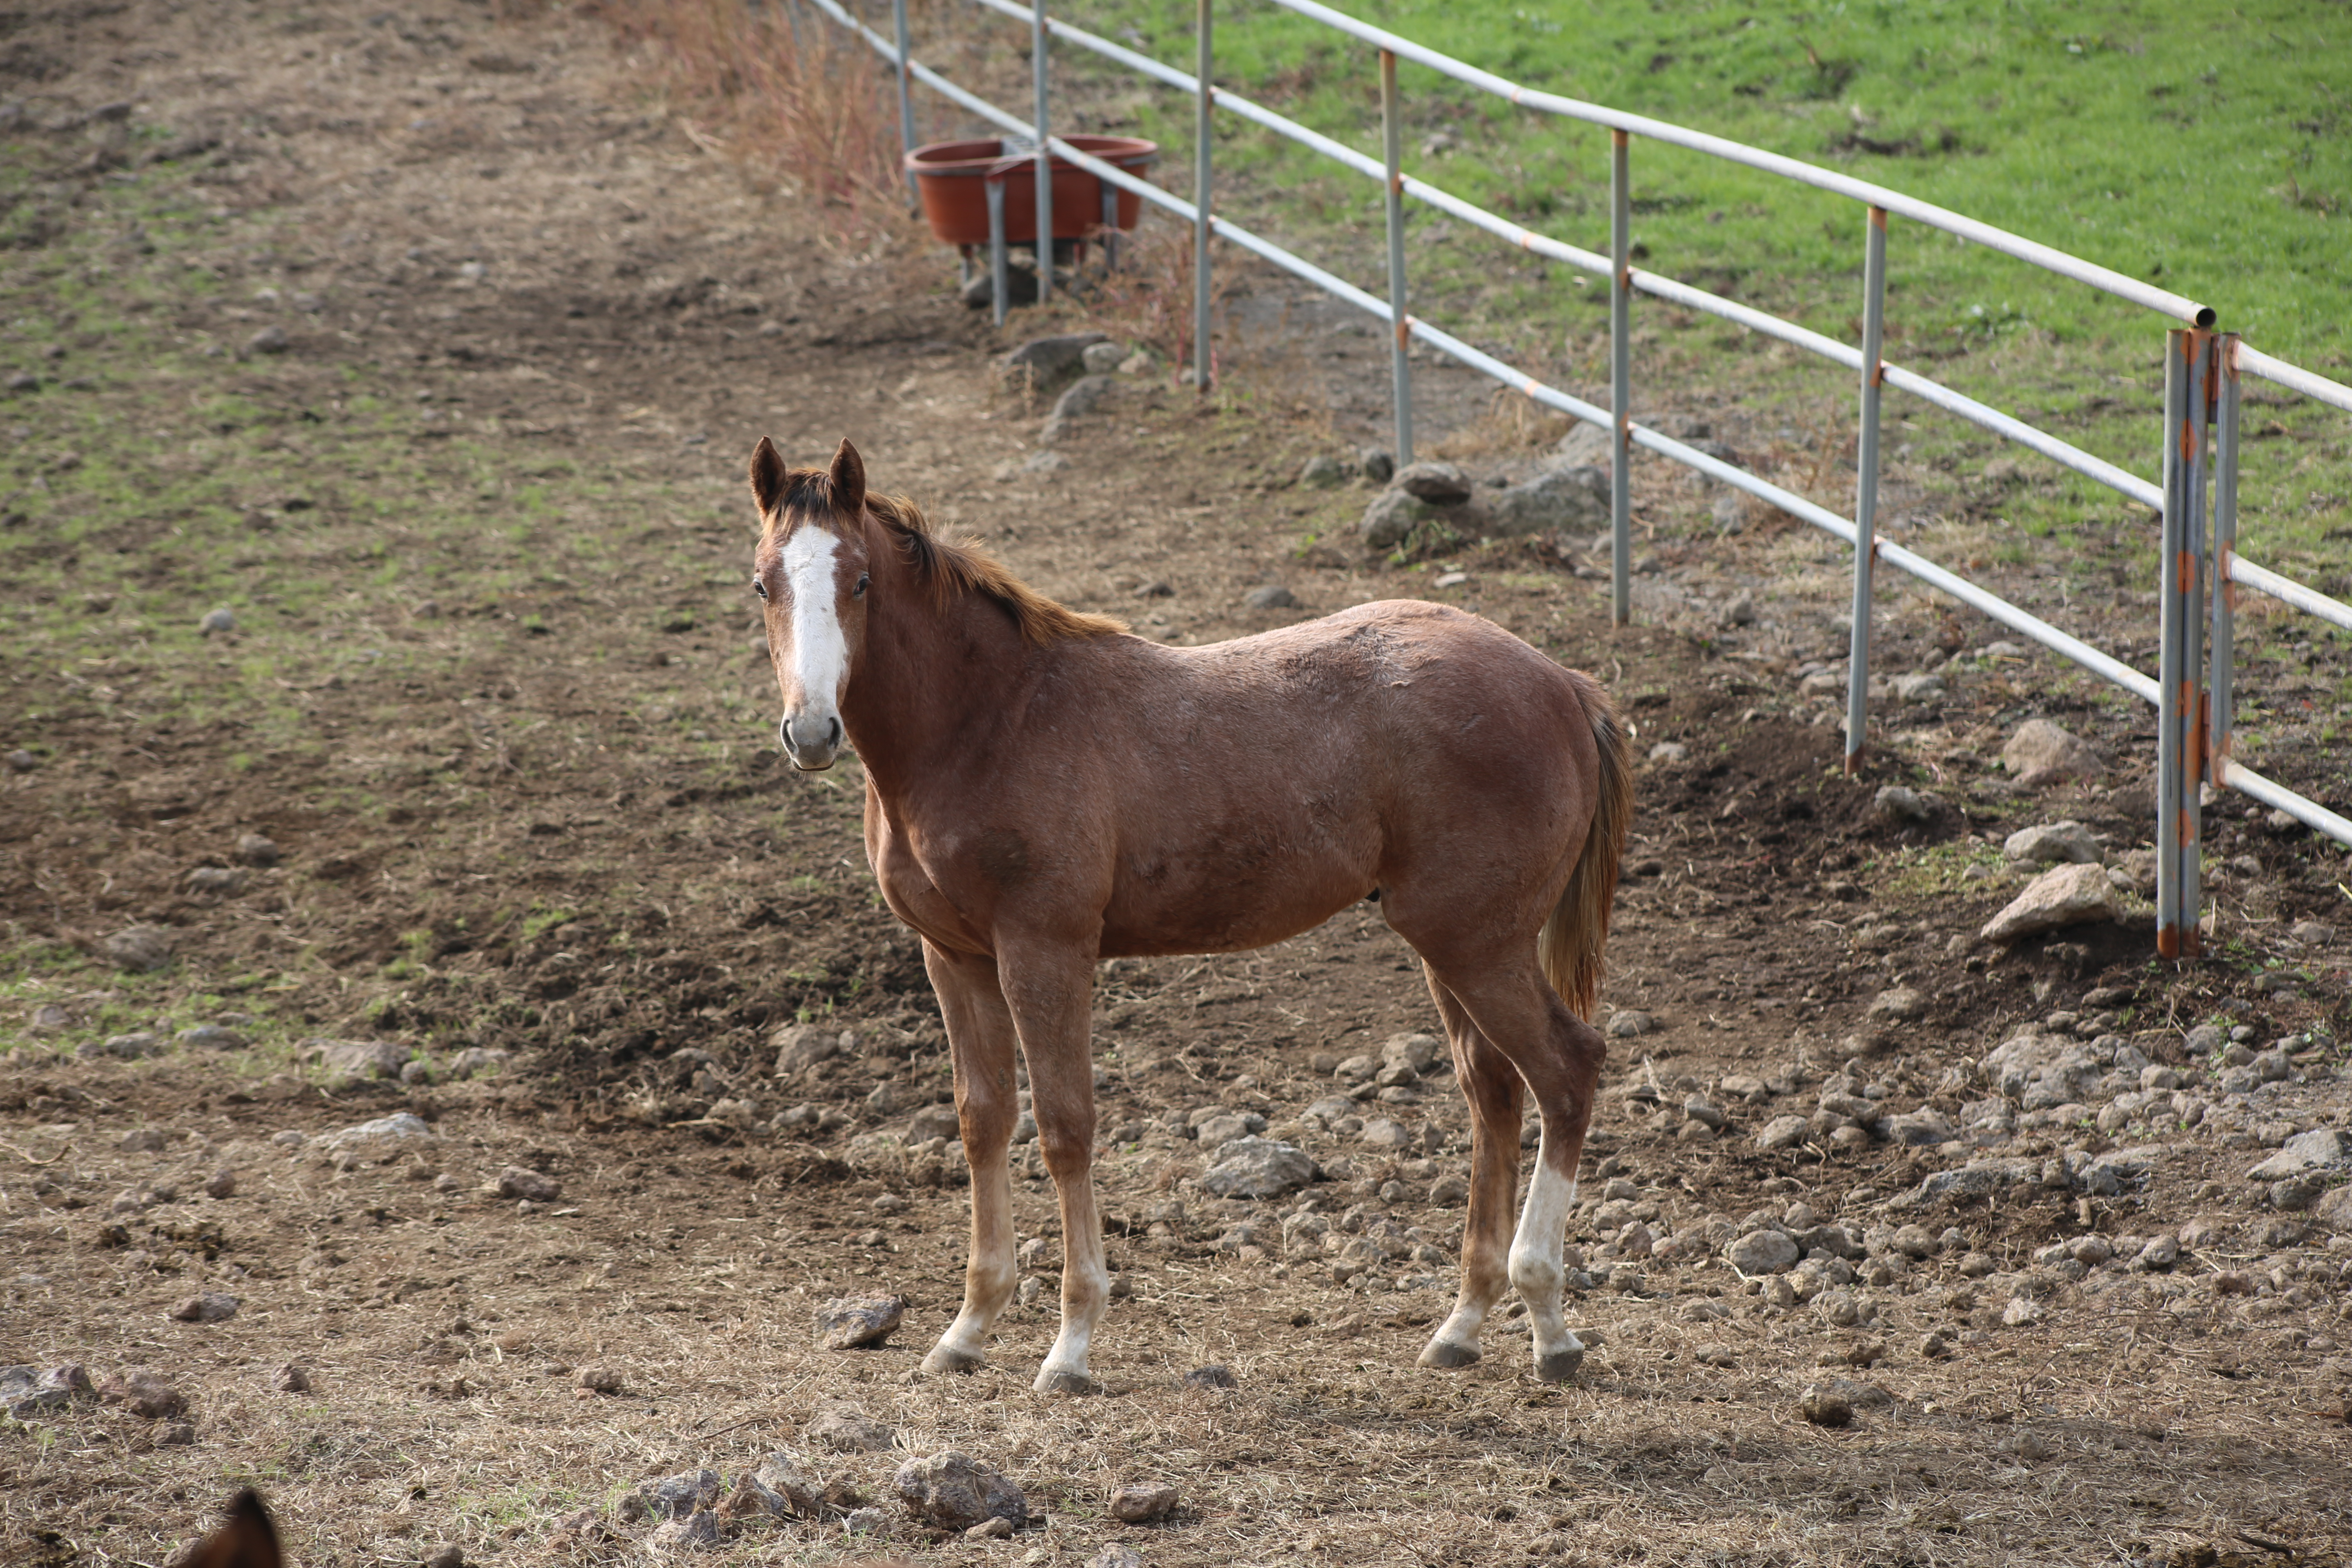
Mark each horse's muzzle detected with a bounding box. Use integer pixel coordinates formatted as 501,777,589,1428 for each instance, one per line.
780,710,842,771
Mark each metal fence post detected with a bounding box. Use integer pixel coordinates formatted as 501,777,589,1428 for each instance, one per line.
892,0,918,208
986,173,1010,330
1844,204,1889,773
1192,0,1213,393
1609,128,1631,628
1031,0,1053,303
2157,328,2211,958
1379,49,1412,466
2209,332,2241,792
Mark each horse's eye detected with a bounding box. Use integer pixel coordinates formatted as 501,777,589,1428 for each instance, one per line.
854,574,869,599
752,577,769,601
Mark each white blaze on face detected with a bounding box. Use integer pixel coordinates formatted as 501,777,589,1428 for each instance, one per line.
780,525,847,710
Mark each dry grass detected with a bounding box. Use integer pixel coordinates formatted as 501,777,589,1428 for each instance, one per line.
589,0,914,250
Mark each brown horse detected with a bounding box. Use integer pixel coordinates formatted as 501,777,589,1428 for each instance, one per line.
750,438,1631,1390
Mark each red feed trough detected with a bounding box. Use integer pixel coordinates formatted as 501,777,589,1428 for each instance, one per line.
906,136,1158,247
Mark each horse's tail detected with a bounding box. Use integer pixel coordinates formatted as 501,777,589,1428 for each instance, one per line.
1538,670,1633,1022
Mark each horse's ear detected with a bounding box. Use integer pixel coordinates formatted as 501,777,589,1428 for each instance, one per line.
828,438,866,520
749,437,788,518
184,1489,283,1568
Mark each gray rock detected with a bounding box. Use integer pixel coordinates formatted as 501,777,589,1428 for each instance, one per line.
1867,987,1927,1022
1873,785,1933,824
2003,822,2102,866
1359,487,1432,548
1483,465,1606,536
84,1031,161,1060
751,1451,827,1517
1755,1114,1810,1151
1980,862,2120,943
1109,1483,1178,1523
893,1450,1027,1530
234,833,281,866
1606,1011,1652,1039
1183,1363,1238,1390
313,1038,409,1082
246,324,289,355
169,1291,240,1323
1796,1384,1853,1428
103,926,175,972
185,864,246,896
2312,1185,2352,1234
1648,741,1688,764
815,1294,906,1350
1553,423,1613,471
1683,1096,1726,1132
0,1363,92,1421
646,1512,721,1552
320,1111,436,1147
1199,1135,1315,1199
1891,672,1944,702
637,1470,723,1520
1244,584,1298,610
5,749,36,772
2249,1129,2349,1182
204,1168,236,1198
771,1023,846,1078
1884,1109,1957,1146
1393,460,1471,504
1191,1110,1263,1147
999,332,1107,395
495,1166,561,1202
176,1024,244,1052
1080,341,1127,375
1726,1229,1800,1275
1905,1160,2038,1206
2001,718,2105,782
198,606,237,636
1091,1548,1145,1568
1358,448,1395,484
1040,374,1114,444
809,1405,895,1454
1298,454,1348,488
98,1367,185,1419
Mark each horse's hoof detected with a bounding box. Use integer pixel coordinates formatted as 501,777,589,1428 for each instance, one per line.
1033,1366,1097,1396
1418,1338,1481,1370
922,1344,985,1376
1535,1346,1586,1384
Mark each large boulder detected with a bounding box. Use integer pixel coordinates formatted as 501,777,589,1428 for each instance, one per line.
1980,862,2120,944
2249,1129,2350,1182
1483,466,1607,537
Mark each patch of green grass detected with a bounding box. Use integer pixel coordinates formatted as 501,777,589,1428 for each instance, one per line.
520,903,578,944
1031,0,2352,565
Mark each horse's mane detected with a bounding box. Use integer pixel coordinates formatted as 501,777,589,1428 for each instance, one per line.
765,469,1125,645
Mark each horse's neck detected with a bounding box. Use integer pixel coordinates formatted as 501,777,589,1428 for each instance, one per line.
842,537,1030,805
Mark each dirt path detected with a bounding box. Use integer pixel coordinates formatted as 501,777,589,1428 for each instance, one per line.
4,2,2350,1565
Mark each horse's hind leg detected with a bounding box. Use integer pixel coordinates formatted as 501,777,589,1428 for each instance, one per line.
1424,958,1605,1384
1419,976,1522,1372
920,940,1020,1376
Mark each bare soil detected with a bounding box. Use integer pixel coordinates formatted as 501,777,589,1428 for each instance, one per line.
3,3,2350,1566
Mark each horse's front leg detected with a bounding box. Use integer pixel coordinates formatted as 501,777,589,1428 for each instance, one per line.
919,940,1020,1377
998,940,1105,1395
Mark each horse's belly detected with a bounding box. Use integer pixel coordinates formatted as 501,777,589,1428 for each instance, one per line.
1096,853,1365,957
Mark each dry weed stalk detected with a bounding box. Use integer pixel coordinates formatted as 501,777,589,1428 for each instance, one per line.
590,0,912,250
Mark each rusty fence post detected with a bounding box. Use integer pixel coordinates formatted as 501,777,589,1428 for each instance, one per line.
2157,328,2211,958
1192,0,1213,392
2209,332,2241,795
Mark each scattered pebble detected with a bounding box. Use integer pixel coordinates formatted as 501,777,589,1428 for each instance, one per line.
808,1404,895,1453
169,1292,240,1323
246,324,289,354
178,1024,245,1051
1244,584,1298,610
234,833,281,866
272,1364,310,1392
5,748,36,772
1109,1483,1177,1523
815,1294,907,1350
494,1166,561,1202
199,607,236,635
1796,1384,1852,1428
99,1367,186,1419
423,1546,465,1568
204,1169,237,1199
575,1364,624,1394
102,926,174,973
1182,1364,1238,1391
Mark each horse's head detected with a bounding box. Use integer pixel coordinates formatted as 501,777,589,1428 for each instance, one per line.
750,435,873,772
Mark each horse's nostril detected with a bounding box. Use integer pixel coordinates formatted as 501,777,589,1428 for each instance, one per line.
829,716,842,748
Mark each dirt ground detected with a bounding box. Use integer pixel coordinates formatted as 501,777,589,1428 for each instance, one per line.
4,2,2351,1566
